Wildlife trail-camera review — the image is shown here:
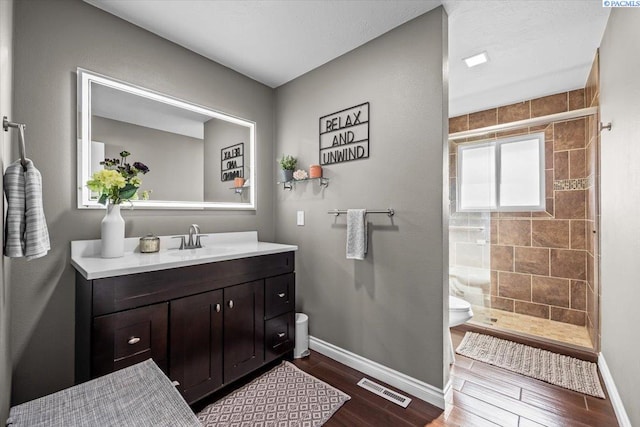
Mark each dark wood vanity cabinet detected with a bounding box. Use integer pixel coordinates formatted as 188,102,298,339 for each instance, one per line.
75,251,294,405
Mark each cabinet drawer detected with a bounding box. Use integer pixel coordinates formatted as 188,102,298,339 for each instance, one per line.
92,303,168,377
265,273,295,319
113,321,150,360
265,312,294,363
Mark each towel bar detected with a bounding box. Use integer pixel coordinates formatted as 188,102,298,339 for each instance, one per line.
328,209,394,217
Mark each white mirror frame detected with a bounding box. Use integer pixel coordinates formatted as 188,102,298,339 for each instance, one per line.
77,68,256,210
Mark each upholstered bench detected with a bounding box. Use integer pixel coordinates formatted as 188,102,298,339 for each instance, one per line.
7,359,200,426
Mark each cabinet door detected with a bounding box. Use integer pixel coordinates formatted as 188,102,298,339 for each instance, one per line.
92,303,168,377
224,280,264,384
170,290,223,404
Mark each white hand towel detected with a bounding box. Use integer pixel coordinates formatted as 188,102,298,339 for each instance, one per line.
3,159,50,259
346,209,367,260
4,160,26,257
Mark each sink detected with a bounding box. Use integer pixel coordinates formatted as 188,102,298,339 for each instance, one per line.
168,247,230,257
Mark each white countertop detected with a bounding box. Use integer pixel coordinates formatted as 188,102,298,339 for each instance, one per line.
71,231,298,280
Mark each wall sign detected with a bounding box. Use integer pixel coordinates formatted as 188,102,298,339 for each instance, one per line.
221,143,244,182
319,102,369,165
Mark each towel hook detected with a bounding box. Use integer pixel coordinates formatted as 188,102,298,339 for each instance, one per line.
3,116,27,170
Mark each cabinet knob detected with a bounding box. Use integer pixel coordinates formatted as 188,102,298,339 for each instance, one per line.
278,292,286,298
228,300,234,309
215,303,221,313
277,332,286,338
128,337,141,345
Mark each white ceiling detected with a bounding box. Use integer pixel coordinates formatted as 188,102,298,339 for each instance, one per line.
445,1,609,116
84,0,610,117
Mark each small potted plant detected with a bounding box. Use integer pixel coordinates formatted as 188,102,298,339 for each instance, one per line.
279,154,297,182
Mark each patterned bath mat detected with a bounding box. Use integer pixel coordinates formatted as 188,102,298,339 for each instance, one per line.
456,332,605,398
197,361,350,426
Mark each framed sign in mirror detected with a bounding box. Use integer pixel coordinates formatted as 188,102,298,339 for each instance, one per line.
77,68,256,210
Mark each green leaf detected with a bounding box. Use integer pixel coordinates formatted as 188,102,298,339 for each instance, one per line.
98,194,108,205
118,184,138,200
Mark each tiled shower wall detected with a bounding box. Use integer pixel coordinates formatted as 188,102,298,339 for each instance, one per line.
449,70,599,341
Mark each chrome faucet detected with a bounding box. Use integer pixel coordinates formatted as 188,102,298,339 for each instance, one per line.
188,224,200,248
173,224,207,249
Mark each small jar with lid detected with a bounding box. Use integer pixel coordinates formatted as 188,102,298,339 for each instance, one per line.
139,234,160,253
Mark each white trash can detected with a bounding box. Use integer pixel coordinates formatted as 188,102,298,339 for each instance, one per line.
294,313,310,359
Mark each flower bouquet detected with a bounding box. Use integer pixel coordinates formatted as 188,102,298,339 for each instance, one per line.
86,150,150,258
87,150,150,205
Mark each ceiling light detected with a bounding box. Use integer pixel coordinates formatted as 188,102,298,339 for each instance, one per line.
464,52,489,68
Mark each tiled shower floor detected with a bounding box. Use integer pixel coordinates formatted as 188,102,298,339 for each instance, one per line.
470,305,593,349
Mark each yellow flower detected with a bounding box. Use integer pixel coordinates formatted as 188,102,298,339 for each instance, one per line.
87,169,126,192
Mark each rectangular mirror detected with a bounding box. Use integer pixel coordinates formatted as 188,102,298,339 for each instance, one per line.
77,68,256,209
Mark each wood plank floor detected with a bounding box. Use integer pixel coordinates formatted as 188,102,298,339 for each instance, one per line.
292,330,619,426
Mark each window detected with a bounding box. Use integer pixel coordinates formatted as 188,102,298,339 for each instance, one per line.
457,133,545,212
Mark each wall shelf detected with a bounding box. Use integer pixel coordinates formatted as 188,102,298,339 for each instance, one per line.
278,177,329,191
229,186,250,194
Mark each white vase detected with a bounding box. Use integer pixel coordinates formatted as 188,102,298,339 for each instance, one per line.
101,204,125,258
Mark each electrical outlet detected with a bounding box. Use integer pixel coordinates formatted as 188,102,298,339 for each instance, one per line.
297,211,305,226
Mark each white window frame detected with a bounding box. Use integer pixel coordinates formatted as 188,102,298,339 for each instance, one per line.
457,132,546,212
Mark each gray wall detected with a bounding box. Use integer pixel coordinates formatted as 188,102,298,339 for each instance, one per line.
12,0,275,404
599,8,640,426
203,119,251,203
274,9,448,388
93,116,205,201
0,0,14,421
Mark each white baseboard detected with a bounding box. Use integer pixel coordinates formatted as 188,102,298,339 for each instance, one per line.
598,353,632,427
309,335,446,409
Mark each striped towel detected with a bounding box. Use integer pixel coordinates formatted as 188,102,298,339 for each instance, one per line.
3,159,50,260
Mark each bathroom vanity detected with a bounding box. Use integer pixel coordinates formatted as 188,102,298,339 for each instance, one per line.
72,232,297,404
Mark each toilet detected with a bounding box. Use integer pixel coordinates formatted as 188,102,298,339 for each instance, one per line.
448,295,473,363
449,295,473,327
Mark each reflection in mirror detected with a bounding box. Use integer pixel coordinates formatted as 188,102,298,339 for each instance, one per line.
77,68,255,209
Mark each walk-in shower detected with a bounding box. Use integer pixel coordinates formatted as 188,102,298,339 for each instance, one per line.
448,90,600,351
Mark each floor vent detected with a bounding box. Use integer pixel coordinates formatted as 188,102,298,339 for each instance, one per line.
356,378,412,408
